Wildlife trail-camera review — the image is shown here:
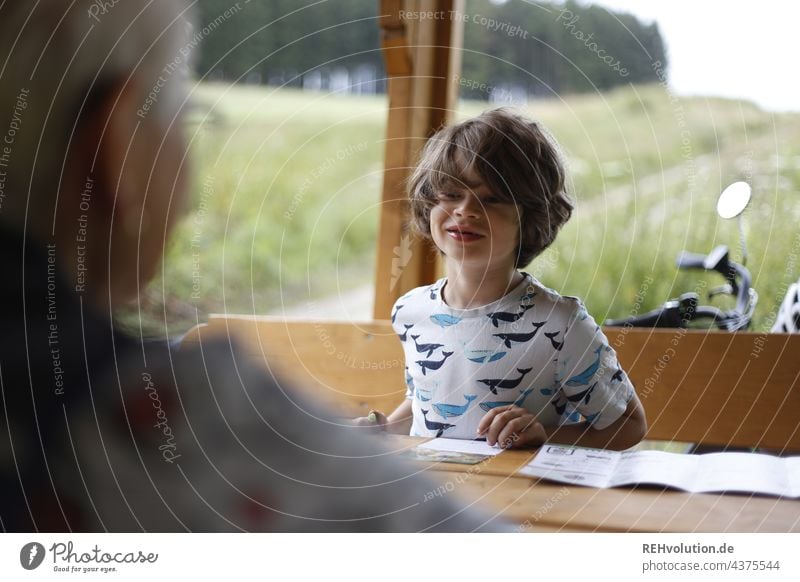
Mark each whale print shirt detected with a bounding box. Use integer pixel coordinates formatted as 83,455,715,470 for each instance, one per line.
392,273,635,440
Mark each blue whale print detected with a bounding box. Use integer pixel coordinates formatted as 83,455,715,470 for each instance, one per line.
433,394,477,418
478,386,535,412
486,304,534,327
391,303,404,324
564,346,603,387
430,314,462,328
463,348,508,364
416,385,432,402
421,409,455,437
566,382,596,405
544,330,564,351
493,320,546,348
478,367,533,395
416,351,454,375
539,383,559,396
411,334,444,358
398,323,414,342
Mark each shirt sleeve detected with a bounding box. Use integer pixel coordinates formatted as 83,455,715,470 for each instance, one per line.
556,299,634,430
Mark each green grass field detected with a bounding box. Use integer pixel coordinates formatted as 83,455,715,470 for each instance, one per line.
120,81,800,336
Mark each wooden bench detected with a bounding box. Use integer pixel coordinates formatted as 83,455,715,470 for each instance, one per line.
183,316,800,451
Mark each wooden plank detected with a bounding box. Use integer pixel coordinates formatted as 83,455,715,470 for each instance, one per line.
374,0,463,319
611,328,800,450
190,315,407,416
442,0,464,116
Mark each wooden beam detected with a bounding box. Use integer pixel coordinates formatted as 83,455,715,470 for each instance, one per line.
374,0,465,319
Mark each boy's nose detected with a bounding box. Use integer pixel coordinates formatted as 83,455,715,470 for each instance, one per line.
455,194,482,217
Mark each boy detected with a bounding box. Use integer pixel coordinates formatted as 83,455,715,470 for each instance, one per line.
358,109,646,450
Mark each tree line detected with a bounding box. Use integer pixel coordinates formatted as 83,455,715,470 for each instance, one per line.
193,0,667,98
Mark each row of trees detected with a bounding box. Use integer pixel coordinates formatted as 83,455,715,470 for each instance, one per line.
194,0,667,98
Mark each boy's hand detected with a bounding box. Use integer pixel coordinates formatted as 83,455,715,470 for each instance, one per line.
477,405,546,449
350,410,388,432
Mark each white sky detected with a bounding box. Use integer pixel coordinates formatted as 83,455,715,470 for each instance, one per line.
586,0,799,112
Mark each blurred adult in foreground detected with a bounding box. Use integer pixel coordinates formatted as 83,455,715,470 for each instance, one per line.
0,0,503,532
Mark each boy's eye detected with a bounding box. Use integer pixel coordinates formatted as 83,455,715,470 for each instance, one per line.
482,195,502,204
436,191,461,201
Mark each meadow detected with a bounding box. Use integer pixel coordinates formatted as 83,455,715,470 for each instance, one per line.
120,81,800,336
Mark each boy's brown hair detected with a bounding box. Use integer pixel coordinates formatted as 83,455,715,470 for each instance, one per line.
408,108,573,268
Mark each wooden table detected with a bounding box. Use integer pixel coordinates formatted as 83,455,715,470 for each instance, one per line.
384,436,800,533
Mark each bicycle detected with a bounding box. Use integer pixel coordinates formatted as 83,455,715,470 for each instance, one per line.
605,182,757,331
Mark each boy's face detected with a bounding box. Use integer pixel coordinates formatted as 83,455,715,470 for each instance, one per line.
429,168,520,274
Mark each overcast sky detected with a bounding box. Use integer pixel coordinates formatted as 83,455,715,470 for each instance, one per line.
587,0,799,112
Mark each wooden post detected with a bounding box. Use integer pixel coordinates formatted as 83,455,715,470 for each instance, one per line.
374,0,464,319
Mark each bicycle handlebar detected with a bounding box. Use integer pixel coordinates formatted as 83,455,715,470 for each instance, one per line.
675,251,707,270
605,246,755,331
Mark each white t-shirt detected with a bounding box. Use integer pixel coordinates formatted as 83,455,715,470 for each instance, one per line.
392,273,635,440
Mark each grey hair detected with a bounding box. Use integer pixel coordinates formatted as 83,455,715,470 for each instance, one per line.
0,0,193,233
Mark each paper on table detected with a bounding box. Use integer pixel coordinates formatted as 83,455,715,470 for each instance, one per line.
520,446,800,497
517,445,619,487
417,438,506,457
689,452,791,497
608,450,697,489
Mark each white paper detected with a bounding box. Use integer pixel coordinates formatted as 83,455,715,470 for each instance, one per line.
517,445,619,487
609,450,697,489
417,438,506,457
520,446,800,497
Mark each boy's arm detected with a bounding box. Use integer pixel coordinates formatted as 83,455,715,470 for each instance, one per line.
351,399,413,435
384,399,414,435
544,395,646,451
478,395,647,451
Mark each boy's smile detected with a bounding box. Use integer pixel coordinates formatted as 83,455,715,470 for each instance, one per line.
445,224,484,243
